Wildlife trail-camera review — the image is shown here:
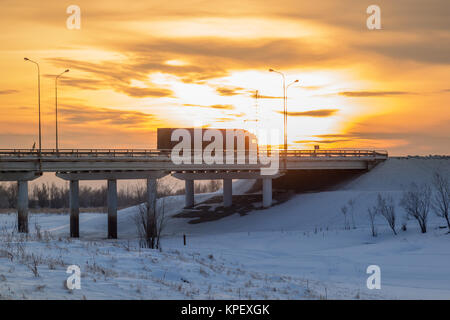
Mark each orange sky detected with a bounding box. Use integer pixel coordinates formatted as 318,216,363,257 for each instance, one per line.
0,0,449,155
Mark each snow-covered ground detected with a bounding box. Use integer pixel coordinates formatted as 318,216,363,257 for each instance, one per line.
0,158,449,299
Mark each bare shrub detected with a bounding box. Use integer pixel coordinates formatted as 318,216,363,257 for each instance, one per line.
367,207,377,237
431,172,450,229
400,183,431,233
376,194,397,235
26,253,41,277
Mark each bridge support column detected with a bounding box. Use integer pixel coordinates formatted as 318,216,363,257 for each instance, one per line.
223,179,232,207
185,179,194,208
262,178,272,208
17,180,28,233
107,179,117,239
69,180,79,238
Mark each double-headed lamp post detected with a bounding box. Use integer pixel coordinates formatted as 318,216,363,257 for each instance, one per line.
55,69,69,151
286,79,300,133
269,68,299,169
24,57,41,154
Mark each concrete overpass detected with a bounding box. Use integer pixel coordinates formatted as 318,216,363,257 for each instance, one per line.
0,148,387,238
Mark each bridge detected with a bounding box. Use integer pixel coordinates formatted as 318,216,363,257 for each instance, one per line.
0,148,387,238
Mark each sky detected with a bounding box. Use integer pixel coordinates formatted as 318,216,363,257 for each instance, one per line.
0,0,449,155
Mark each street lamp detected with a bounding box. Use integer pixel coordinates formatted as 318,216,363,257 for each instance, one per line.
287,79,299,88
24,57,41,155
55,69,69,151
286,79,299,153
269,68,288,168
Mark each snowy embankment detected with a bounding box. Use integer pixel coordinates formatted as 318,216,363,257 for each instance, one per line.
0,159,449,299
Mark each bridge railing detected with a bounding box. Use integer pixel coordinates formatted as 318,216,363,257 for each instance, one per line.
0,148,388,159
280,149,388,158
0,149,166,158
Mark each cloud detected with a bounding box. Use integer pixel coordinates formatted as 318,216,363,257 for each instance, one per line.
215,86,287,99
301,86,323,90
215,117,235,122
119,86,172,98
0,89,18,95
57,78,104,90
356,36,450,65
183,104,235,110
313,113,450,155
8,0,449,33
215,86,246,96
338,91,411,97
46,58,174,98
58,104,157,128
251,92,283,99
105,36,347,84
294,139,351,144
276,109,338,117
313,134,349,139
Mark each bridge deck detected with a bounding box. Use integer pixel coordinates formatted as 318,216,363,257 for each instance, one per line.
0,149,388,172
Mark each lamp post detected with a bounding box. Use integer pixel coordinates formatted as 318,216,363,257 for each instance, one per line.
268,68,286,157
24,58,41,155
269,69,300,169
286,79,299,153
269,69,294,169
55,69,69,151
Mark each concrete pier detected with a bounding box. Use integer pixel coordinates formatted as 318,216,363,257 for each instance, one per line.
17,180,29,233
262,178,272,208
173,171,282,209
69,180,79,238
223,179,232,207
55,170,167,239
0,171,40,234
185,179,194,208
107,179,118,239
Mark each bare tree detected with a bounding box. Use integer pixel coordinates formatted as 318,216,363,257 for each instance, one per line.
431,172,450,229
134,198,167,249
375,194,397,235
400,183,431,233
367,206,377,237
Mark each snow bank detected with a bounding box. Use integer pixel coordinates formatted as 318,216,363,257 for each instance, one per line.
1,160,449,299
343,158,449,191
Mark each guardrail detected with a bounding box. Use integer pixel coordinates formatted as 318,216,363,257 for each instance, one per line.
0,148,388,159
